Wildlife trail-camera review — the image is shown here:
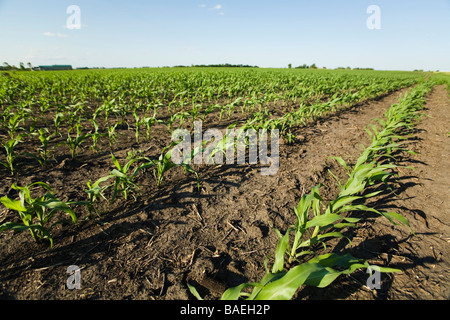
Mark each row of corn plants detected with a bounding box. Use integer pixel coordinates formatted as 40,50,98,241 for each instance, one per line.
188,80,434,300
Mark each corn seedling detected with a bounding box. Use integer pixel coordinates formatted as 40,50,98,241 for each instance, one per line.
133,141,201,190
95,99,117,124
89,119,105,152
65,120,91,159
201,104,218,122
142,112,165,140
327,82,434,232
85,175,113,218
24,128,54,167
190,249,399,300
219,253,397,300
0,182,77,247
166,112,189,132
284,130,296,145
107,123,119,147
53,112,65,137
1,134,24,174
109,153,141,202
190,104,201,123
26,115,37,135
269,185,361,267
6,114,23,139
66,103,84,128
133,110,145,143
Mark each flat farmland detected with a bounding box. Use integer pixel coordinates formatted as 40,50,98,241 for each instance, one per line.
0,68,449,300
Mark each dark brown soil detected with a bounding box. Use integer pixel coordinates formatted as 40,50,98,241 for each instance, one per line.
0,86,448,300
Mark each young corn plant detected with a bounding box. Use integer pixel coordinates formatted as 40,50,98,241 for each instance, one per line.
94,99,117,124
142,112,165,141
37,128,53,165
109,153,141,202
207,120,257,165
65,120,91,159
133,141,201,190
66,103,85,128
53,112,65,137
190,104,201,124
1,134,24,174
218,105,229,121
6,114,23,139
325,82,434,232
89,119,106,152
133,110,145,143
26,115,37,137
24,128,54,167
107,123,119,147
165,112,189,133
85,176,113,218
201,104,218,122
328,157,413,231
284,130,296,145
262,184,371,274
200,253,399,301
0,182,77,248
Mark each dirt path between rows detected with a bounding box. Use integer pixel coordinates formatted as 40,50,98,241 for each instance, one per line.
370,85,449,300
0,85,448,300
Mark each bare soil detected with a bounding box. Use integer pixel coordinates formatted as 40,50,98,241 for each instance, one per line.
0,86,448,300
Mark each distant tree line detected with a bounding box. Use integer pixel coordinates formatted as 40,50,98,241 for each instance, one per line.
173,63,259,68
289,63,375,71
294,63,318,69
1,62,33,71
334,66,374,70
76,67,107,70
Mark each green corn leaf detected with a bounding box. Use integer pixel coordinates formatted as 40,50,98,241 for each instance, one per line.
0,222,54,247
221,282,259,301
111,153,122,171
380,211,413,231
91,175,115,188
0,196,26,212
253,263,323,300
28,181,53,191
299,231,351,248
305,213,343,229
294,193,314,227
187,282,204,300
110,169,128,179
247,272,286,300
328,156,352,175
328,195,362,213
272,228,292,273
42,199,77,224
132,160,155,179
123,159,138,172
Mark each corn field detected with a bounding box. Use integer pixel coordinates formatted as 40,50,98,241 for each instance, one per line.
0,68,449,300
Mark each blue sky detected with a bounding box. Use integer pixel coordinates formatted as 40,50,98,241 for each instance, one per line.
0,0,449,70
